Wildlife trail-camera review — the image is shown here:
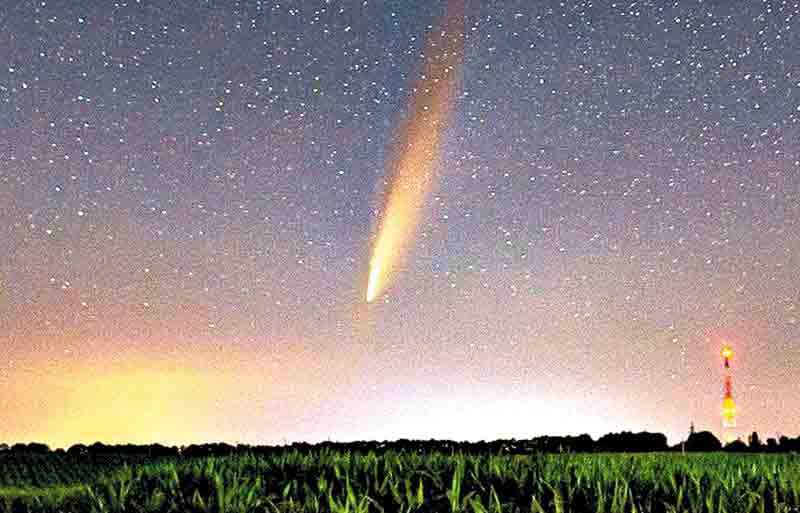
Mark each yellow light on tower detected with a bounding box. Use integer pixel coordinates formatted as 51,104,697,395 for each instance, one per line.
721,346,733,360
721,343,737,443
722,397,737,427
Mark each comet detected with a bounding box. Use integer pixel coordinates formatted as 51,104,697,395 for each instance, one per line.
366,0,467,303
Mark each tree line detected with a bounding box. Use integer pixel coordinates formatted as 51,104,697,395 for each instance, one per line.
2,430,800,456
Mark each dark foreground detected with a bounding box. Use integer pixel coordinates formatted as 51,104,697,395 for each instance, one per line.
2,450,800,512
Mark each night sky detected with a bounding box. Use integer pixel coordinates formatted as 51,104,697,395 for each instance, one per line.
1,0,799,448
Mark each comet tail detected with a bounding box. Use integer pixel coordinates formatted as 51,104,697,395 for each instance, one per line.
366,0,466,303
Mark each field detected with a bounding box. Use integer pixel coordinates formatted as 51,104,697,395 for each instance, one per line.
1,450,800,513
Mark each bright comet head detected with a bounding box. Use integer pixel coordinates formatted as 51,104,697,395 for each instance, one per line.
366,260,382,303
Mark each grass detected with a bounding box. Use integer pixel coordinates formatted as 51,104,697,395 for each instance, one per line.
1,450,800,512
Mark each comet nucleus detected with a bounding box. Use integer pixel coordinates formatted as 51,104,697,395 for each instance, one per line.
366,0,466,303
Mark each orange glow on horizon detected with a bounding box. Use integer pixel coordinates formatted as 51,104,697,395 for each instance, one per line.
1,335,370,448
366,0,466,302
2,358,219,448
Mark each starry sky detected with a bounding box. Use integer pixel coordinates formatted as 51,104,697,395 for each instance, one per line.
1,0,799,448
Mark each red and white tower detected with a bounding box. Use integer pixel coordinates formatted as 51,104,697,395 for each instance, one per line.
721,345,737,444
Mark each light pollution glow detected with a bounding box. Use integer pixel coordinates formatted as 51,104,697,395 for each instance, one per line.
366,0,466,303
0,338,366,448
2,357,218,448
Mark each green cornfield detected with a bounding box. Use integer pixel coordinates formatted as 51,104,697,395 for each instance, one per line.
2,450,800,513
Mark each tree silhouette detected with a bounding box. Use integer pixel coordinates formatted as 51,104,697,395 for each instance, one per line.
724,439,748,452
596,431,668,452
684,431,722,452
748,431,762,451
766,438,778,452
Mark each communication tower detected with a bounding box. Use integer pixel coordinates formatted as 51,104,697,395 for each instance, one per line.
721,345,737,444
